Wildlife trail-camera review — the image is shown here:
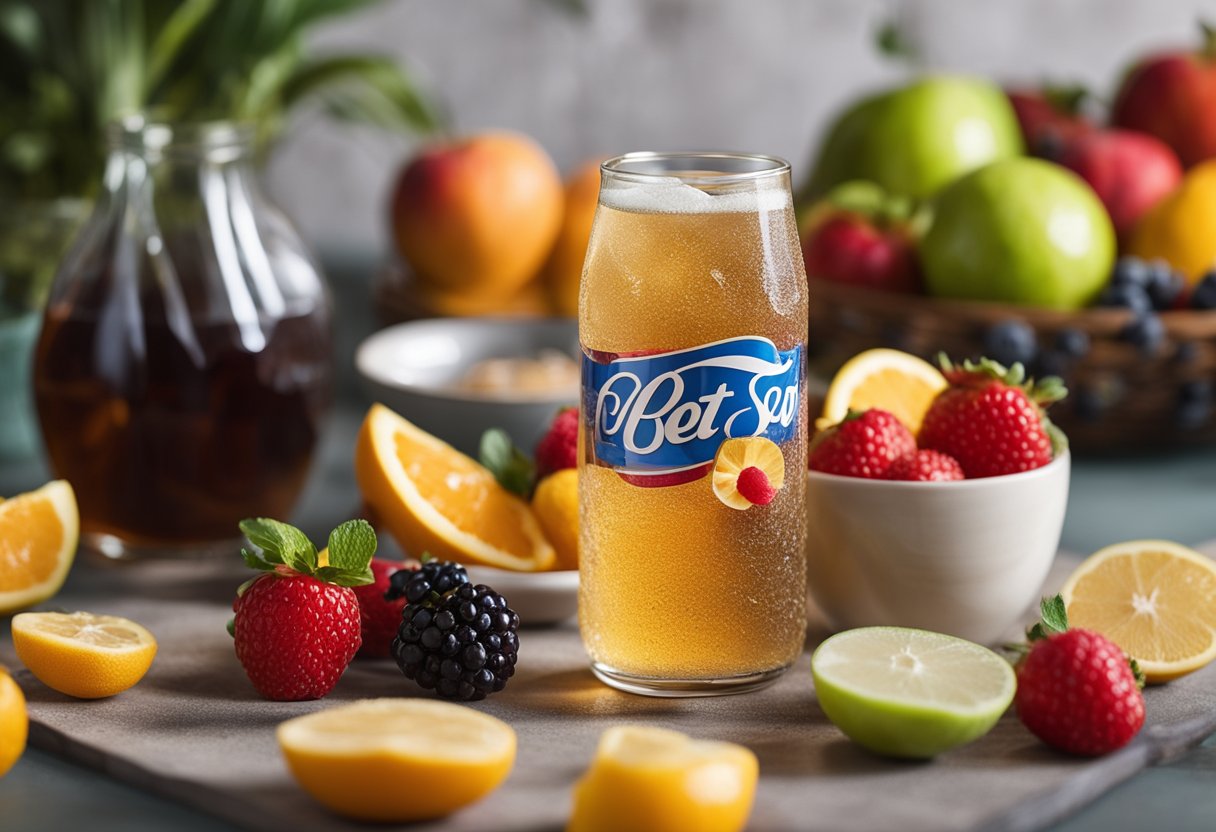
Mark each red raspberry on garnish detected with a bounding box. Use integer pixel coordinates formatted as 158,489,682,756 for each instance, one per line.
885,450,965,482
736,466,777,505
535,407,578,478
808,408,916,479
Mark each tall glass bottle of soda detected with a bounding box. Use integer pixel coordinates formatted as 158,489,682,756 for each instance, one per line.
34,119,333,559
579,152,808,696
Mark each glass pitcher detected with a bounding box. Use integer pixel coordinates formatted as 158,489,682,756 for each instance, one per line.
34,118,333,559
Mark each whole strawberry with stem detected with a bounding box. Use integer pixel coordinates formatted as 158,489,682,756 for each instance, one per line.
1011,595,1146,756
535,407,578,479
809,408,916,479
232,518,376,701
918,357,1067,479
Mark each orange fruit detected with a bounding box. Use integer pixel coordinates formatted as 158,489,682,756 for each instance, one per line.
390,131,563,298
355,404,556,572
532,469,578,569
819,348,946,434
1062,540,1216,683
0,480,78,614
12,611,157,699
278,699,515,823
0,671,27,778
1127,159,1216,285
568,726,758,832
543,160,602,317
411,279,553,318
711,437,785,510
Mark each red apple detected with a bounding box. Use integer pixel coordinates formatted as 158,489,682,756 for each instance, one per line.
1112,23,1216,167
1057,130,1183,239
1006,86,1094,157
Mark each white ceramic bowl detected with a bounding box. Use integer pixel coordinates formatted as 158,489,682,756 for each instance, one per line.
805,453,1070,645
356,317,578,457
464,565,579,626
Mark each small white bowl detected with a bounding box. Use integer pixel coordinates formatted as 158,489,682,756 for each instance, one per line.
464,565,579,627
356,317,578,457
805,453,1070,645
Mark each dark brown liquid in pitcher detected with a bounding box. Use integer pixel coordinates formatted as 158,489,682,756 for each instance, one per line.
34,268,332,547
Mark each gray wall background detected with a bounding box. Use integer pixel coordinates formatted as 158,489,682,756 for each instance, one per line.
265,0,1216,256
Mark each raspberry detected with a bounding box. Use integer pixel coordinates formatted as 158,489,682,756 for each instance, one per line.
735,466,777,505
391,577,520,702
535,407,578,478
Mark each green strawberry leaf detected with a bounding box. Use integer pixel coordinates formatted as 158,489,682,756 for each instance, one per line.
240,547,275,572
239,518,317,571
315,565,375,587
225,617,235,638
479,428,535,498
1027,594,1070,642
326,519,377,573
1129,656,1146,690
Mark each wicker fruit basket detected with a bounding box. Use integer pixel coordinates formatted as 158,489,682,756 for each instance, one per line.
807,278,1216,451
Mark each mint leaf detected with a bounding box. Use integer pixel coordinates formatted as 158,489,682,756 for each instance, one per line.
239,518,317,571
479,428,535,497
327,519,377,573
241,547,274,572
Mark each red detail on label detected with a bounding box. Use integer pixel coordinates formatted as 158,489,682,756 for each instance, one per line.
584,347,666,364
617,463,713,489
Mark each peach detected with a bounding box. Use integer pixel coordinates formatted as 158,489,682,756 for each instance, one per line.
542,161,602,317
391,131,562,298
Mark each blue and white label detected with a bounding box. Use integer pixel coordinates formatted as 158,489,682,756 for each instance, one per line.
582,336,803,475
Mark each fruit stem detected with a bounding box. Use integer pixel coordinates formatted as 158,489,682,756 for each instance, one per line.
1202,20,1216,60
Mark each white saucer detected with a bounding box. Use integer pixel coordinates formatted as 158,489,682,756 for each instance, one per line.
464,565,579,627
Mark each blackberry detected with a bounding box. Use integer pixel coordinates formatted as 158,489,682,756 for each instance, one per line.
385,560,469,605
392,578,520,702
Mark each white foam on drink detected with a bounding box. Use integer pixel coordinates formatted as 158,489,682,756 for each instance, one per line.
600,179,791,214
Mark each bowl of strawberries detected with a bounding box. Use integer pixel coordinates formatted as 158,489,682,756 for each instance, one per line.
806,352,1070,645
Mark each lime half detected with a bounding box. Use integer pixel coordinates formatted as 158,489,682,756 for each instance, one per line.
811,627,1015,759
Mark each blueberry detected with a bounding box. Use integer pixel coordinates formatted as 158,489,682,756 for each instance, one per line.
1192,271,1216,309
1054,328,1091,359
1120,314,1166,355
1111,256,1152,288
1097,283,1152,315
1180,379,1213,403
1073,387,1106,423
1035,351,1069,378
1175,341,1200,364
1146,263,1185,310
983,320,1037,368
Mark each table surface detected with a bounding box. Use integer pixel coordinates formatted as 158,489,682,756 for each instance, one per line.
3,258,1216,832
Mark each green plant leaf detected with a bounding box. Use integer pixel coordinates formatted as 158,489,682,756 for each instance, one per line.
145,0,218,96
1027,594,1069,642
480,428,535,498
315,565,375,587
278,54,441,133
326,518,377,573
238,517,317,571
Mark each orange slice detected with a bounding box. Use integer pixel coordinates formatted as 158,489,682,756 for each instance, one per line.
819,349,946,433
11,611,157,699
0,480,78,614
355,404,556,572
1062,540,1216,683
711,437,785,510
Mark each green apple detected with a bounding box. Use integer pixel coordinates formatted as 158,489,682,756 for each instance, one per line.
805,75,1024,201
921,158,1116,309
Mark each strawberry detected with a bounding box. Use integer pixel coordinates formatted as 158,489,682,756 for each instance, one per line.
231,518,376,701
353,558,418,659
885,450,965,482
918,357,1067,479
801,181,921,294
808,409,916,479
535,407,578,478
1012,595,1146,756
